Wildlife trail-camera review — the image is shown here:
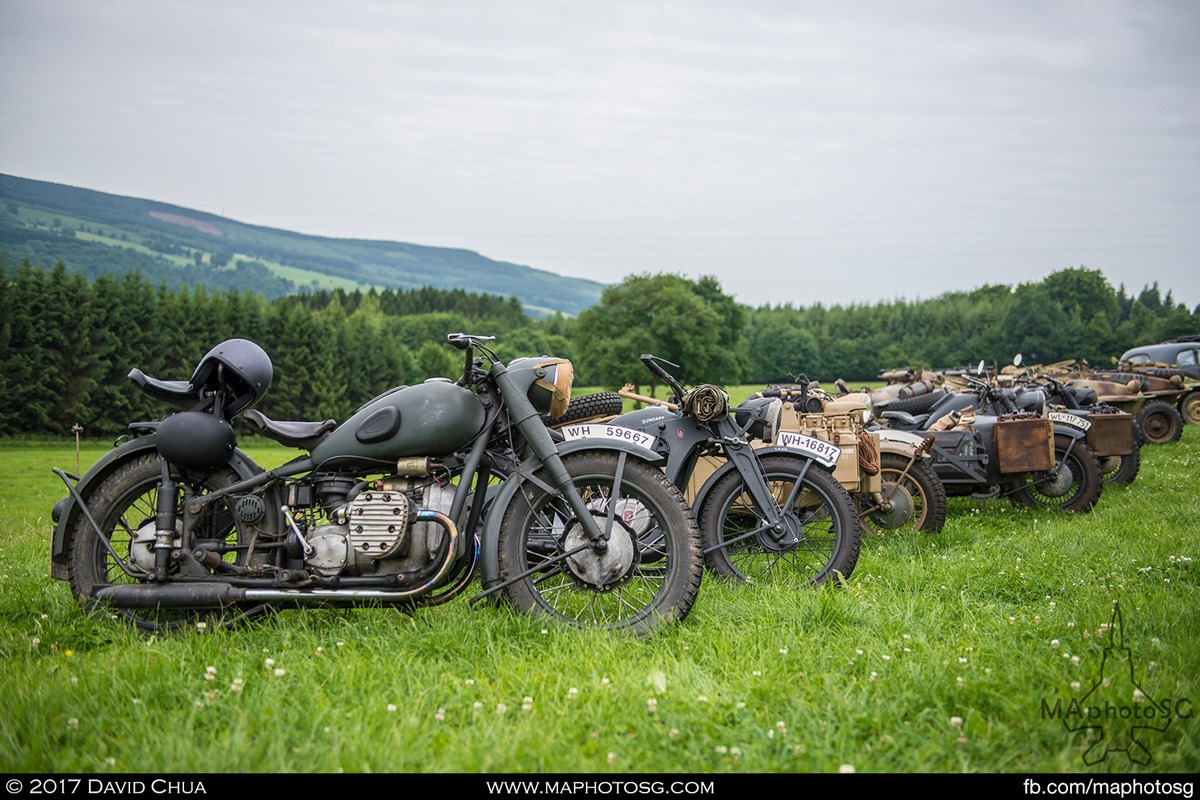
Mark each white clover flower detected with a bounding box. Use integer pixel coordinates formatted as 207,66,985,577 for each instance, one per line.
273,668,286,677
839,764,855,773
496,703,507,714
264,658,276,668
950,716,963,727
387,704,397,712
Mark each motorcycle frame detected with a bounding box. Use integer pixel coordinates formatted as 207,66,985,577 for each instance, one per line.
52,335,666,610
607,355,826,558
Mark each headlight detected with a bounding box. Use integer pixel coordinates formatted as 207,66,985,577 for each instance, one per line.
528,358,574,417
862,395,874,423
734,397,782,443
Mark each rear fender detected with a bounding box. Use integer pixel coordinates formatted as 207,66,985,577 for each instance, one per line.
475,440,663,598
50,433,267,575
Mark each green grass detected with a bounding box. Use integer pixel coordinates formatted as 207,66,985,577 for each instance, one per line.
1,429,1197,774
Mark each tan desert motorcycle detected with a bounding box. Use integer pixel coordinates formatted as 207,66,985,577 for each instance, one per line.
49,334,704,637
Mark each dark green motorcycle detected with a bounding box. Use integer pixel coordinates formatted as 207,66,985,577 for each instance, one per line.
49,334,703,637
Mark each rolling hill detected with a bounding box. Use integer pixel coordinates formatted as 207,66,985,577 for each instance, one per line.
0,173,606,316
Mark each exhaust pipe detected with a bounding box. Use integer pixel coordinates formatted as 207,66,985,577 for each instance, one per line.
91,583,434,609
93,583,248,608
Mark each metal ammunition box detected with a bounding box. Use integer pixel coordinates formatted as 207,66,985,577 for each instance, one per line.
795,411,882,493
992,416,1055,473
1086,410,1134,457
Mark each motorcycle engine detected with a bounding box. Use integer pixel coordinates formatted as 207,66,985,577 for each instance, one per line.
304,476,456,579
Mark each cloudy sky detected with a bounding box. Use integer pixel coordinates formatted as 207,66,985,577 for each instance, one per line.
2,0,1198,310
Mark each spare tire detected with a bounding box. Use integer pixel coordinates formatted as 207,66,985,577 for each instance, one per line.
543,392,625,428
876,388,950,415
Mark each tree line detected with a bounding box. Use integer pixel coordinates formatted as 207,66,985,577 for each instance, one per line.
1,257,1195,438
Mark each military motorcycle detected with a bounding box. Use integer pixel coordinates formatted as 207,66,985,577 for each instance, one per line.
551,355,862,587
750,380,947,535
872,364,1103,513
49,335,704,637
1000,368,1141,486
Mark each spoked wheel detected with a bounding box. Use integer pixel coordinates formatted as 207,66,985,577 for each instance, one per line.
1098,440,1141,485
1010,434,1103,513
496,452,702,637
66,453,272,634
856,452,947,534
700,454,861,586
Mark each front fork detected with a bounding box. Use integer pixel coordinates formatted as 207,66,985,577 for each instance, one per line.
720,438,809,548
494,369,612,550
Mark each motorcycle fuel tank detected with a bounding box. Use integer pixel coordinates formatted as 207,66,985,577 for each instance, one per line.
311,379,486,468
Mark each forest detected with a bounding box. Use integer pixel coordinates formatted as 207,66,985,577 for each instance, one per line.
1,256,1196,438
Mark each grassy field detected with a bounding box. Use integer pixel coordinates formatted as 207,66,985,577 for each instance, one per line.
0,425,1197,775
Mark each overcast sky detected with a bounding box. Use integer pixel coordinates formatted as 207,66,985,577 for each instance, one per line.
2,0,1198,310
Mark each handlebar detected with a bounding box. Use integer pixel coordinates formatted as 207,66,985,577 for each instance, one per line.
447,332,497,386
640,354,686,399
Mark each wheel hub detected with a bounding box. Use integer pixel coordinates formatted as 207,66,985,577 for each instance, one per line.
757,513,803,553
868,482,915,529
563,515,637,589
1039,464,1075,497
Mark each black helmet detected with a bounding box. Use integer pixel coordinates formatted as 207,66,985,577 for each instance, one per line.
190,339,273,417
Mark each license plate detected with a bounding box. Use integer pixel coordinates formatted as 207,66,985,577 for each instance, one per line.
1048,411,1091,431
561,423,657,453
776,431,841,467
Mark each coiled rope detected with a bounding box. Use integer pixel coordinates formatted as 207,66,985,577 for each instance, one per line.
682,384,730,423
858,430,880,475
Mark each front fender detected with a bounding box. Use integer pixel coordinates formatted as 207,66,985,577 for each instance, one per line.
689,444,833,519
50,434,267,573
1047,420,1089,442
874,427,929,453
475,440,664,598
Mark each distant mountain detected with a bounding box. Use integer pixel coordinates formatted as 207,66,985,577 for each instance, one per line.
0,173,606,316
